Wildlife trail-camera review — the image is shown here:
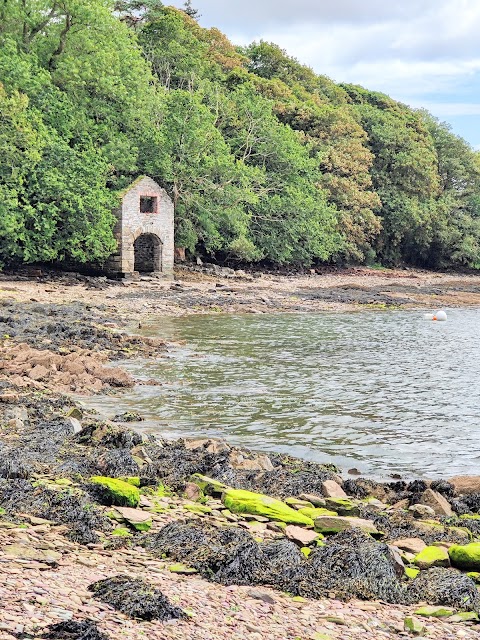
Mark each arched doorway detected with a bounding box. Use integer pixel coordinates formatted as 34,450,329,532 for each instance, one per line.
134,233,162,273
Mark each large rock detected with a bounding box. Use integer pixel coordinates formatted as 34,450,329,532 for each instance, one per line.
299,493,326,507
222,488,314,526
90,476,140,507
414,546,450,570
324,497,359,516
419,489,453,516
408,504,436,519
321,480,347,499
285,525,320,545
393,538,427,555
229,452,274,471
448,476,480,496
112,506,152,531
449,543,480,571
314,515,379,535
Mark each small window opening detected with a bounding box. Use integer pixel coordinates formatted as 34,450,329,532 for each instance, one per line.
140,196,158,213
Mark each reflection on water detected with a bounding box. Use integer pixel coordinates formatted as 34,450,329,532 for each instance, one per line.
86,310,480,479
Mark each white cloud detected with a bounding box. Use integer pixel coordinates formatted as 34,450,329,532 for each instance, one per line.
168,1,480,143
410,102,480,117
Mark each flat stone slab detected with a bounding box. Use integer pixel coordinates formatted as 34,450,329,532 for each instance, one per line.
3,544,61,564
393,538,427,555
314,515,379,535
112,507,152,531
285,525,319,545
419,489,453,517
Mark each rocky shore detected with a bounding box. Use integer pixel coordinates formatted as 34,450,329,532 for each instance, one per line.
3,263,480,318
2,269,480,639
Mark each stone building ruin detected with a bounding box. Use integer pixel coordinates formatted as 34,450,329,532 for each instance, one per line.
107,176,174,277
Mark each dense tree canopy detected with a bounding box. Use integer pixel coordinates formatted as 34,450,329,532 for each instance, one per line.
0,2,479,268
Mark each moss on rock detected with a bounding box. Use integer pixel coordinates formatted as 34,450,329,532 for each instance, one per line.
414,605,455,618
90,476,140,507
298,507,338,519
324,497,360,516
449,542,480,571
414,546,450,570
222,488,314,525
405,567,420,579
119,476,141,487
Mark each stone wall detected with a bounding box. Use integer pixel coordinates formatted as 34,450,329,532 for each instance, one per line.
107,176,174,277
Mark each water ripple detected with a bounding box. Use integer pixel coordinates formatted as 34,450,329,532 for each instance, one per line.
86,310,480,479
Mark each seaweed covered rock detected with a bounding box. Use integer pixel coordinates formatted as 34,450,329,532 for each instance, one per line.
222,488,314,525
143,520,303,588
89,476,140,507
0,479,109,544
449,542,480,571
368,509,468,546
142,440,337,497
38,619,109,639
95,449,140,478
89,575,187,621
409,567,480,612
75,421,143,450
295,530,409,603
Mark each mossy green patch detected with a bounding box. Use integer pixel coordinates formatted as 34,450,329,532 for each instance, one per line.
324,497,359,516
184,504,212,514
168,563,198,574
112,527,131,537
301,547,312,558
190,474,227,495
404,617,426,635
106,509,123,521
299,507,338,519
448,611,479,622
55,478,73,486
119,476,140,487
414,605,454,618
414,546,450,570
405,567,420,579
467,571,480,583
449,542,480,571
90,476,140,507
129,519,152,532
222,488,314,525
285,497,313,508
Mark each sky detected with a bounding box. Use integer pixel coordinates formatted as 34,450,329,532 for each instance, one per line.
169,0,480,148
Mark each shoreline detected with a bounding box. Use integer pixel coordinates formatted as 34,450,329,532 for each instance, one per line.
3,264,480,319
2,269,480,638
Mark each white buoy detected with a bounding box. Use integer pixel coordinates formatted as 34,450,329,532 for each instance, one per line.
434,309,447,321
424,309,447,321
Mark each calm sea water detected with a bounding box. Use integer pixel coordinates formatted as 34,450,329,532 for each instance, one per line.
86,310,480,479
